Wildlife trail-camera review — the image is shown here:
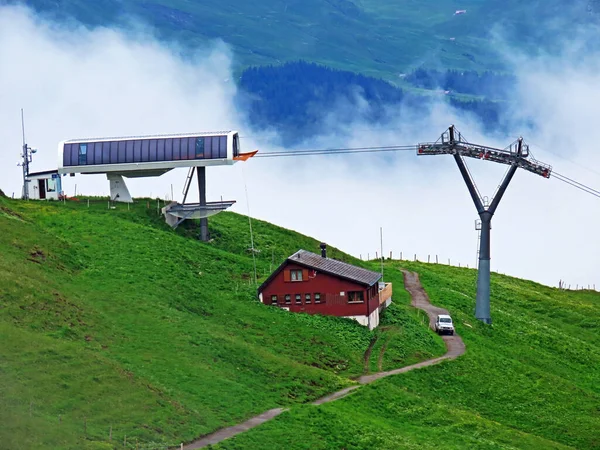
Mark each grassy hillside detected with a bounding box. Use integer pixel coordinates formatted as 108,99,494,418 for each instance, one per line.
213,261,600,449
19,0,599,80
0,196,444,449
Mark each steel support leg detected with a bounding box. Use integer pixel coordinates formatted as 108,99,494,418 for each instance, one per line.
475,213,492,323
197,167,209,242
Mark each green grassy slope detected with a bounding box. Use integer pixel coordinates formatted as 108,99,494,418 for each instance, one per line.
22,0,598,81
214,261,600,449
0,196,444,449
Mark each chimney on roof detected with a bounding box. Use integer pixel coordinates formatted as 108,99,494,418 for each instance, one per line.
320,243,327,258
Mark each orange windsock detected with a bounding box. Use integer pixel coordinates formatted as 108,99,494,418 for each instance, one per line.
234,150,259,161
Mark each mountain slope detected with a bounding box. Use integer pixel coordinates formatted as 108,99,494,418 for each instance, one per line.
0,196,443,448
16,0,599,80
213,261,600,449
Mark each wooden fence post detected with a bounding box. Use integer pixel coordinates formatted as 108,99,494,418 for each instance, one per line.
109,425,112,441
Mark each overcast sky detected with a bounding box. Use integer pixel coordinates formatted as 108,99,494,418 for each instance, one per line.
1,4,599,291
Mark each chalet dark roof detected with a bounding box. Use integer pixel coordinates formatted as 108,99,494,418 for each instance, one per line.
258,249,382,292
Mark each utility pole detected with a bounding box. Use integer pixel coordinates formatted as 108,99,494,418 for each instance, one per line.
418,125,551,324
380,227,384,280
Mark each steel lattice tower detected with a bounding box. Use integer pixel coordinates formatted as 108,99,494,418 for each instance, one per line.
418,126,552,324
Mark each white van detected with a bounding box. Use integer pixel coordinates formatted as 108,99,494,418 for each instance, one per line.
435,314,455,335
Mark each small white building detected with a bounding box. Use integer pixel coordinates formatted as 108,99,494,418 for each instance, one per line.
26,170,63,200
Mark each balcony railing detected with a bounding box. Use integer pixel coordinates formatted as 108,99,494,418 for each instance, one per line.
378,282,392,306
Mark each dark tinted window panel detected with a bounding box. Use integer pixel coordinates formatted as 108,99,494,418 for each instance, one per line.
102,142,110,164
204,136,212,159
141,140,149,162
165,139,173,160
211,136,220,159
219,136,227,158
126,140,134,163
110,141,118,164
87,143,93,164
63,144,72,166
186,138,195,160
173,138,181,160
133,140,142,162
197,138,205,158
149,139,158,162
71,144,79,166
93,142,103,165
179,138,188,160
78,143,88,165
118,141,127,163
157,139,165,161
233,134,239,157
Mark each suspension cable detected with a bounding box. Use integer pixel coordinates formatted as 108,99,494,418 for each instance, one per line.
254,144,417,158
246,138,600,200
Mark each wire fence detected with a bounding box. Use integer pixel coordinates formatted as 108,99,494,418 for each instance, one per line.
362,250,598,292
361,250,477,269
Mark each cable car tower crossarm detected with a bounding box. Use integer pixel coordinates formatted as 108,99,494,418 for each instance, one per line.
417,125,552,324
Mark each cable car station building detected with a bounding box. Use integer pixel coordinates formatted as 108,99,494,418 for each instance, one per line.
57,130,255,240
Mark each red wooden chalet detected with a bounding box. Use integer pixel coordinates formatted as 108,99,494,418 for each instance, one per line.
257,244,393,329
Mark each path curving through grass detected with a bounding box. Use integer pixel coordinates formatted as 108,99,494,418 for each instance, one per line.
183,270,465,449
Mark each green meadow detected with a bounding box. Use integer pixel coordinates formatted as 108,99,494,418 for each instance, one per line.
0,196,442,448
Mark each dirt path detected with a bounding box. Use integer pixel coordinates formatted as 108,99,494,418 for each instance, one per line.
183,270,465,449
357,270,465,384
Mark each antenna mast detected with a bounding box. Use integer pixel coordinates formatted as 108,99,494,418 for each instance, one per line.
20,109,32,200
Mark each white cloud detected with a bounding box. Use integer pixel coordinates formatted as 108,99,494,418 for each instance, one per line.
0,4,599,295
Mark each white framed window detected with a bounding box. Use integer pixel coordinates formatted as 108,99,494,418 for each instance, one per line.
46,178,57,192
290,269,303,281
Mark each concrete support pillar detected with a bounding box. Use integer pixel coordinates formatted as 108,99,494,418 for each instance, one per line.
197,167,209,242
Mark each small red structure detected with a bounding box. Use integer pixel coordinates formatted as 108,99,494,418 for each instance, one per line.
258,244,393,329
